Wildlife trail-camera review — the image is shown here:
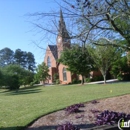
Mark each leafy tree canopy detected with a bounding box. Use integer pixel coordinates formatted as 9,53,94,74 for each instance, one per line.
58,44,94,84
0,47,14,67
0,47,36,72
0,64,34,90
88,38,122,83
35,62,49,85
110,56,130,81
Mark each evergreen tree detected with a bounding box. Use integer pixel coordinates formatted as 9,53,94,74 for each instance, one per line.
0,47,14,67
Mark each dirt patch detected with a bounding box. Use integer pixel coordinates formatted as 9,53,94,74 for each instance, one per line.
25,94,130,130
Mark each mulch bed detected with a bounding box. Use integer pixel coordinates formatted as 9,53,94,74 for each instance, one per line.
25,94,130,130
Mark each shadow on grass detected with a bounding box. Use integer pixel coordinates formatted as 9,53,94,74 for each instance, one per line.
0,126,24,130
0,85,43,95
6,88,42,95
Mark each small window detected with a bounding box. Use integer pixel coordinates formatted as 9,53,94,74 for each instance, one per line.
47,56,51,67
63,68,67,81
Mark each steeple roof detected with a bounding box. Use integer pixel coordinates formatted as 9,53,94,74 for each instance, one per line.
60,9,64,23
58,9,69,39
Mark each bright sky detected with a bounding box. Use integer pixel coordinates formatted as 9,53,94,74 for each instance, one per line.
0,0,62,66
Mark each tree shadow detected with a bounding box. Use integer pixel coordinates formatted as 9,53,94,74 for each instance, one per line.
0,85,43,95
4,88,42,95
0,85,43,93
0,126,24,130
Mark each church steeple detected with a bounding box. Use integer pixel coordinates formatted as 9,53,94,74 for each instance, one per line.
60,9,64,23
58,9,68,38
57,9,70,58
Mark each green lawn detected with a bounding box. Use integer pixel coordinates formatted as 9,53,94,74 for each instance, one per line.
0,82,130,130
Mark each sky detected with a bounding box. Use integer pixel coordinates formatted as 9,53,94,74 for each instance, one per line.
0,0,62,66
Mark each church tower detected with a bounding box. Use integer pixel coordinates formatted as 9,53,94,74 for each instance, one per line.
57,9,71,58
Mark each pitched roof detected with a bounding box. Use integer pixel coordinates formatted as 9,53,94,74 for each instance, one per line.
48,45,58,59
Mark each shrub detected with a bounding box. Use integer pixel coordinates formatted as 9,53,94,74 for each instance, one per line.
30,80,39,87
86,78,91,82
90,109,100,114
91,100,99,104
72,78,78,84
122,74,130,81
117,73,123,81
65,103,84,114
91,76,103,82
77,80,81,84
30,82,34,87
95,110,130,126
9,75,20,90
56,79,60,84
53,73,59,83
57,122,79,130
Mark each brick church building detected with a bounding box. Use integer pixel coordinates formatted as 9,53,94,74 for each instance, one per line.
44,10,77,84
44,10,101,84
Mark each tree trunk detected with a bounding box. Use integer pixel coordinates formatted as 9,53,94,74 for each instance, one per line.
103,75,106,84
81,75,84,85
42,80,45,86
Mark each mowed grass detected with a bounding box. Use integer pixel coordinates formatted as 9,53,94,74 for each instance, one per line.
0,82,130,130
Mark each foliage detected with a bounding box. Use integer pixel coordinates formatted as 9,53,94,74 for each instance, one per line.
9,75,20,90
0,64,34,90
110,56,130,81
35,62,49,84
91,76,103,82
21,71,34,86
65,103,84,114
53,73,59,84
0,47,36,71
91,100,98,104
14,49,36,71
14,49,27,68
88,39,121,84
0,47,14,67
95,110,130,126
59,44,94,84
57,122,79,130
127,51,130,66
86,78,91,83
26,52,36,71
72,78,81,84
30,79,39,87
0,69,4,86
56,79,60,84
90,109,100,114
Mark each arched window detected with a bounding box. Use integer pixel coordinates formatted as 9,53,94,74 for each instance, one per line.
63,68,67,81
47,56,51,67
